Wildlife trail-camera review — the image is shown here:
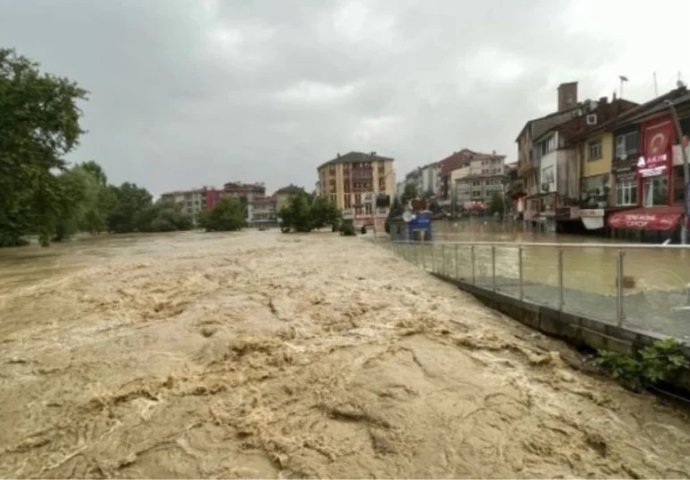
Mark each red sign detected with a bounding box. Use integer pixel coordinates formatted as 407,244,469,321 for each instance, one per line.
638,118,674,177
608,207,682,231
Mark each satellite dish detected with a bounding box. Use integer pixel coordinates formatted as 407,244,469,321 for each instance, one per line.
402,211,413,223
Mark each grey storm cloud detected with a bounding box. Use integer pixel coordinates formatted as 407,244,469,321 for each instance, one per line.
2,0,689,196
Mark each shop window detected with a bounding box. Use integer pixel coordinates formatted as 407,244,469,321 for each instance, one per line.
615,175,637,206
643,176,668,207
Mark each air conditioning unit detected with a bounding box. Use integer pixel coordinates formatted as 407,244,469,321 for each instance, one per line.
586,113,598,126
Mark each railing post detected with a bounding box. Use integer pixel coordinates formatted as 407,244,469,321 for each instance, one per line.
454,244,459,280
558,248,564,311
441,244,446,276
491,245,496,292
617,249,625,326
518,246,524,301
471,245,476,285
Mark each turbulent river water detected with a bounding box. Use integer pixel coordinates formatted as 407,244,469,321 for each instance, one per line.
1,230,690,477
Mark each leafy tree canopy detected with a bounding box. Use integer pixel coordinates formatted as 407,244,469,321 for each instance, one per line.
199,197,246,232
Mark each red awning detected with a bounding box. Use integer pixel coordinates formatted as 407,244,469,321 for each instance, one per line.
608,206,683,231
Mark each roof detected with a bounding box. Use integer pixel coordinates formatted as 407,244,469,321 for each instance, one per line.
274,184,305,195
160,187,207,197
579,87,689,137
223,182,266,192
535,98,638,144
515,103,585,142
318,151,395,170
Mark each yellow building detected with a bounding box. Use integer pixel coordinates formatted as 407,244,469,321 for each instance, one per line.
317,152,396,229
579,132,614,207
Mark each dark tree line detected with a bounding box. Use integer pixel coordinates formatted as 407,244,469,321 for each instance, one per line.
0,48,193,246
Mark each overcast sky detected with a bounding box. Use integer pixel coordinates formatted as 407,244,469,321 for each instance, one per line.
2,0,689,196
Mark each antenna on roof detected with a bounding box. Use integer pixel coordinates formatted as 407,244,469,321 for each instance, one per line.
653,72,658,97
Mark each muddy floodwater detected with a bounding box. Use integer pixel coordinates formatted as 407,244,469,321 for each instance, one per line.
1,230,690,477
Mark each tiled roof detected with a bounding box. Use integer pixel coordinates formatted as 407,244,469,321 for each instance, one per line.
318,151,394,169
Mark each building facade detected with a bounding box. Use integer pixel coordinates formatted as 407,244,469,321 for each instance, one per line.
248,196,277,227
317,151,396,230
452,152,507,212
274,185,306,212
160,188,208,224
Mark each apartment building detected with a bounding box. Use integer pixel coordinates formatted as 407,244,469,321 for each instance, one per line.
160,188,207,224
452,151,507,211
317,151,396,230
248,196,277,227
274,184,305,212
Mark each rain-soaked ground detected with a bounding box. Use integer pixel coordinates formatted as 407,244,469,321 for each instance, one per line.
1,230,689,478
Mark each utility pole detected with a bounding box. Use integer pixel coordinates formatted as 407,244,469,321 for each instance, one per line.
666,100,689,244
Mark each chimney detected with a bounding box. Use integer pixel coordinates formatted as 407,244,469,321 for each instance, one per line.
557,82,578,112
599,96,607,105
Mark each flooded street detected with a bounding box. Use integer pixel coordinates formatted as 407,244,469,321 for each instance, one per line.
1,230,690,477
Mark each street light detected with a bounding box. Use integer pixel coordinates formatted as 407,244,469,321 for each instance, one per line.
665,99,689,244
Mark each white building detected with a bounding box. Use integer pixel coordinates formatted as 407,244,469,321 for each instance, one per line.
452,153,506,211
160,188,207,224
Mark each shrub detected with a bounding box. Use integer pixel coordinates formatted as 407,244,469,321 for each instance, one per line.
593,338,689,391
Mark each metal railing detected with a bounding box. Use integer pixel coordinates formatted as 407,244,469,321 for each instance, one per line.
379,239,690,342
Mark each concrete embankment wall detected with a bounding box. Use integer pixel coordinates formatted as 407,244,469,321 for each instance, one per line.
433,273,690,391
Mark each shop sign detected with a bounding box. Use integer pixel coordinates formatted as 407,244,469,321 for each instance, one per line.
580,209,604,218
609,210,682,231
638,118,674,178
638,165,667,178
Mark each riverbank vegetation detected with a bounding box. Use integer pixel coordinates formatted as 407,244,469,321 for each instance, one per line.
0,48,192,247
594,338,689,392
199,198,246,232
278,192,341,233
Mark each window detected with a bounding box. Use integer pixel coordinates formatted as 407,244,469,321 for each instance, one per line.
643,176,668,207
615,131,639,160
345,195,351,208
588,140,603,161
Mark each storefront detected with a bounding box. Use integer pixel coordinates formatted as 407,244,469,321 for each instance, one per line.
637,116,674,207
608,117,679,237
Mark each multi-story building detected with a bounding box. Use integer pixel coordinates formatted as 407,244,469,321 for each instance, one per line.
206,181,266,212
248,196,277,227
317,151,396,230
452,151,507,212
581,86,690,237
516,82,640,231
160,188,208,224
516,82,584,225
274,185,305,212
437,150,471,206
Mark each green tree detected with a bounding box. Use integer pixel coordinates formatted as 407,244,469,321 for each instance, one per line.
400,183,418,206
107,182,153,233
277,193,341,233
488,192,505,217
135,200,193,232
384,197,404,234
278,192,312,232
0,48,87,246
310,195,341,230
199,197,246,232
